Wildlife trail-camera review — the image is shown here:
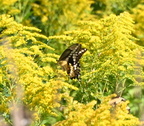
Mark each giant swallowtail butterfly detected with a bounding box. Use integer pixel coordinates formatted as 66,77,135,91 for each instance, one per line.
58,44,87,79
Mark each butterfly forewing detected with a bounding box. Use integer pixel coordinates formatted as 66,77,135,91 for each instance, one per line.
58,44,87,79
75,48,87,64
59,44,80,61
58,49,72,61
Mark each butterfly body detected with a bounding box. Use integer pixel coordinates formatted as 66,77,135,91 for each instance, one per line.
58,44,87,79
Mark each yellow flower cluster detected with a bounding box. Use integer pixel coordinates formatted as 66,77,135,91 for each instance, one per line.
1,0,17,6
31,0,94,35
54,95,140,126
0,14,77,123
0,0,20,15
132,2,144,45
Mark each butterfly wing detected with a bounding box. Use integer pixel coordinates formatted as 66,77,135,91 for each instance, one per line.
69,61,80,79
58,44,81,74
74,48,87,64
58,49,72,61
70,48,87,79
58,44,80,61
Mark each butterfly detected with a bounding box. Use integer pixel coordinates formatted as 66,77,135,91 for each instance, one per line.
109,96,130,113
58,44,87,79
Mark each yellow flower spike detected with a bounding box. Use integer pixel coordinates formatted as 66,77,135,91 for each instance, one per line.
1,0,17,5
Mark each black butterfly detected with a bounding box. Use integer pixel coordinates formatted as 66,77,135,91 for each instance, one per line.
58,44,87,79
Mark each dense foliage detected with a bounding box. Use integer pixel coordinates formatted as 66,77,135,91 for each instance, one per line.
0,0,144,126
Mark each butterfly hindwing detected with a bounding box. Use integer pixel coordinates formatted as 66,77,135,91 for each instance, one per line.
58,44,87,79
71,62,80,79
